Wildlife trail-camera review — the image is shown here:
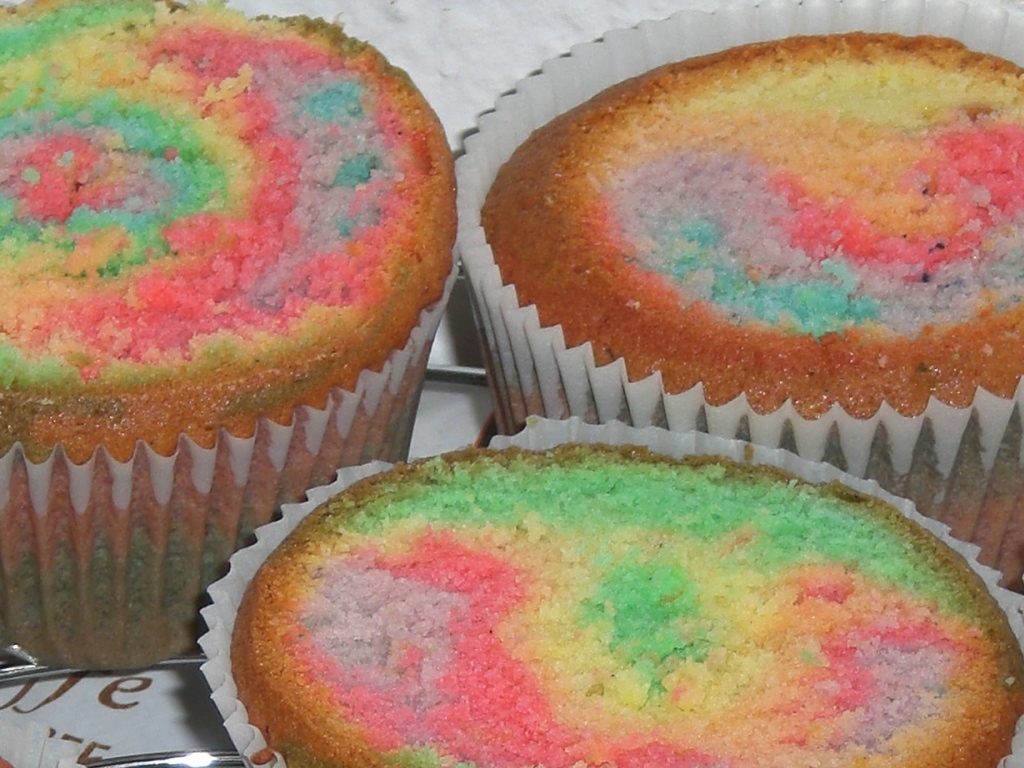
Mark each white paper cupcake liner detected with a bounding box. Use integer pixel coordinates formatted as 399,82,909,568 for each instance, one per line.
0,719,79,768
0,265,456,671
198,414,1024,768
456,0,1024,588
199,459,391,767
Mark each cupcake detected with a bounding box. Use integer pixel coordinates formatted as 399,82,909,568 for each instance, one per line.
457,0,1024,589
0,0,456,669
200,417,1024,768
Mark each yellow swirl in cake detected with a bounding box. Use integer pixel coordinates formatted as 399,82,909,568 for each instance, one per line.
481,34,1024,419
231,445,1024,768
0,0,455,462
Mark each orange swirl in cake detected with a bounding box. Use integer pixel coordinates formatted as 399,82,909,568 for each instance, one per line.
231,445,1024,768
0,0,455,461
481,34,1024,417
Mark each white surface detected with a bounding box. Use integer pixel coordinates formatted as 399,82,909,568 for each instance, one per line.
0,661,235,761
410,379,494,459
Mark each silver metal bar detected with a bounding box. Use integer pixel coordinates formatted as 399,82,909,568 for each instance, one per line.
424,363,487,387
89,751,244,768
0,651,205,682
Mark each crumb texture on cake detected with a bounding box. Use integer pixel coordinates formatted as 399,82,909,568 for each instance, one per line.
231,445,1024,768
0,0,455,461
481,33,1024,418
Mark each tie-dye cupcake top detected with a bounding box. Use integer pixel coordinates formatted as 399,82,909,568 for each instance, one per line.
601,43,1024,338
231,446,1024,768
481,34,1024,417
0,0,451,388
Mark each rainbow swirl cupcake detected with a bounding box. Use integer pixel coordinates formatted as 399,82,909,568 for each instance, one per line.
222,440,1024,768
480,33,1024,422
459,17,1024,589
0,0,455,668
